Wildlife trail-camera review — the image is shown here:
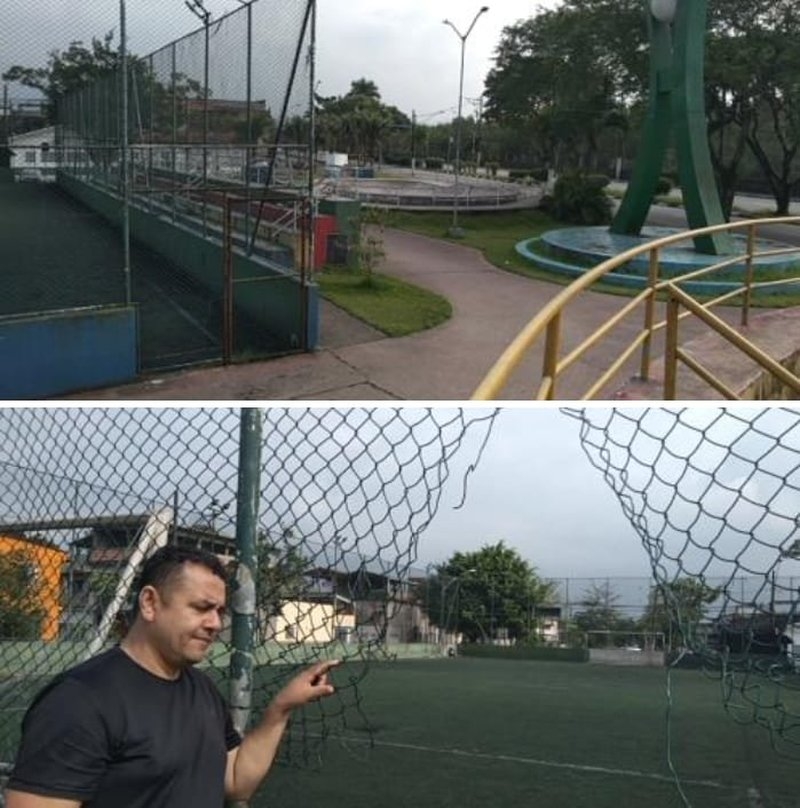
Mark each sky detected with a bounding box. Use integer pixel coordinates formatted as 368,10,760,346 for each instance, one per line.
0,0,556,121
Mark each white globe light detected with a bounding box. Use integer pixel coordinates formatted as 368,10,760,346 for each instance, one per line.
650,0,678,23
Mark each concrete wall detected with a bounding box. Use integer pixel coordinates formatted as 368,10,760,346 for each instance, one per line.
0,305,138,398
59,173,319,352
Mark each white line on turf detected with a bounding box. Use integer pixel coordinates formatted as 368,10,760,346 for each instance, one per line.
323,736,728,790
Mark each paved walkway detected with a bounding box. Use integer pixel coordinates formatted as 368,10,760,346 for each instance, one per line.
68,226,789,402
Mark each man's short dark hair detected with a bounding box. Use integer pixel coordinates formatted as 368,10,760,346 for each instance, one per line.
134,545,228,610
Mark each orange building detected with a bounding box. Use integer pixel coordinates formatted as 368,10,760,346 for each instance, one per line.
0,534,67,641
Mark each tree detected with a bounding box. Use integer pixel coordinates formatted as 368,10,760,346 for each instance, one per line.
706,0,800,215
484,1,647,172
316,78,409,163
573,581,625,633
353,206,387,286
571,581,639,647
0,551,45,640
424,542,556,644
348,78,381,101
3,32,120,123
640,578,719,649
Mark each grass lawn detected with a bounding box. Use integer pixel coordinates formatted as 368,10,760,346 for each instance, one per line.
388,208,572,285
388,208,800,308
256,657,799,808
317,268,452,337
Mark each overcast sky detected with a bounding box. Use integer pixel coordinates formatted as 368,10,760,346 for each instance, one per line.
1,0,556,121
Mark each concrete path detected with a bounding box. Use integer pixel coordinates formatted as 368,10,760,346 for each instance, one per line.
68,224,778,402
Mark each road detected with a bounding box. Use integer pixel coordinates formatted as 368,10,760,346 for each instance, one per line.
646,203,800,245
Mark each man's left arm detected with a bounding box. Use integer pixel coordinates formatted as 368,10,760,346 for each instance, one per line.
224,660,340,801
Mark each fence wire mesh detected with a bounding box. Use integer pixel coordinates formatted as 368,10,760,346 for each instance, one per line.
566,407,800,756
0,407,499,772
1,0,314,372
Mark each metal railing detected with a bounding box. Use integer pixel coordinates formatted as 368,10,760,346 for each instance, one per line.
472,217,800,400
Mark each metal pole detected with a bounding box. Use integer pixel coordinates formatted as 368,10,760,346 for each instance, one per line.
120,0,132,305
203,20,209,238
453,37,465,234
2,83,9,154
229,408,262,738
249,0,314,253
308,0,317,263
411,109,416,176
245,1,253,254
171,43,177,223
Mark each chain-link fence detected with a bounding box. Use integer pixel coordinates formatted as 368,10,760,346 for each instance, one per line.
0,407,499,776
566,407,800,755
1,0,315,377
58,0,313,202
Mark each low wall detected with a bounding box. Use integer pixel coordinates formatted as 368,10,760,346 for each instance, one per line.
589,648,665,667
58,173,319,352
0,305,137,398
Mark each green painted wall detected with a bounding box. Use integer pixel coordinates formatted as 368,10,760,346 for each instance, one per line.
59,174,319,350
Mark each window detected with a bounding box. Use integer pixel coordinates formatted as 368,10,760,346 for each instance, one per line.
25,151,36,164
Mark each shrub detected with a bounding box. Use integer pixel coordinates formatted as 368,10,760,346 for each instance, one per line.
585,174,611,190
425,157,444,170
485,161,499,177
549,171,613,225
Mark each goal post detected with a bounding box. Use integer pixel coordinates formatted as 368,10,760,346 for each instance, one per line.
85,505,173,659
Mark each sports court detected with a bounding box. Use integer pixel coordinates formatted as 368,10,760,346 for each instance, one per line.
259,657,795,808
2,655,795,807
0,179,224,371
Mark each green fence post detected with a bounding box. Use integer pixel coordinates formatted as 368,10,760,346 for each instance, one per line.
229,408,262,742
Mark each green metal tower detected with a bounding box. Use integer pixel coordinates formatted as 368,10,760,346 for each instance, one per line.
611,0,733,255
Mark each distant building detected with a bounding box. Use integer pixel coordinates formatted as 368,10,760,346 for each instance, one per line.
8,125,58,182
268,595,356,645
0,533,68,641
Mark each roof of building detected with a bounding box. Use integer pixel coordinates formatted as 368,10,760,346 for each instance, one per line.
8,126,57,148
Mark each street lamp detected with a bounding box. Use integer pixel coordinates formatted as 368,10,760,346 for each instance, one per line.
650,0,678,24
442,6,489,237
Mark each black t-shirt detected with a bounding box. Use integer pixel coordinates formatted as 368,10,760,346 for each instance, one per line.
8,647,242,808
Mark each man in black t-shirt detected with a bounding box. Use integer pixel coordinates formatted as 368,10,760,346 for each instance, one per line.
5,545,339,808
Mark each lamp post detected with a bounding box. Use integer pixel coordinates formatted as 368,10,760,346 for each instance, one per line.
443,6,488,238
650,0,677,23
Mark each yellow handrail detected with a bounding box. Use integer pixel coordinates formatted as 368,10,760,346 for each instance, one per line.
472,217,800,400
